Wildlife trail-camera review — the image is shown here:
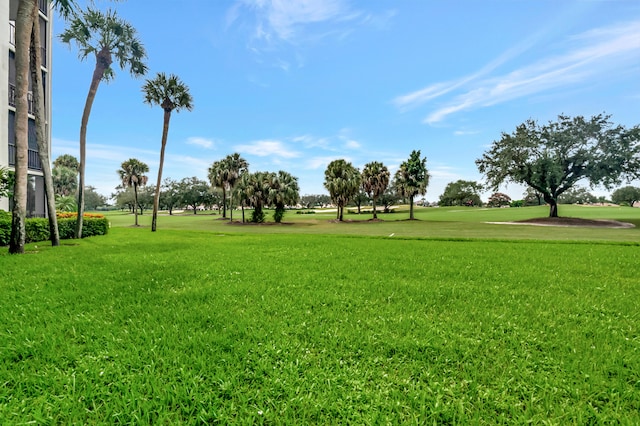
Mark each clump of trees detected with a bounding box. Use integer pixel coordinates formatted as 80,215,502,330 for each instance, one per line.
324,159,361,221
611,186,640,206
477,114,640,217
439,180,483,207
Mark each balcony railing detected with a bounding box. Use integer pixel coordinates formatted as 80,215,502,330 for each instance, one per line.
8,145,43,171
8,83,35,115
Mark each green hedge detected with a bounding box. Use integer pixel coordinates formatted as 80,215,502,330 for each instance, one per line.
0,215,109,246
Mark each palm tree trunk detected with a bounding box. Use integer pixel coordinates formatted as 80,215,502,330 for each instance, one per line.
9,0,36,254
222,187,227,218
409,195,415,220
30,7,59,246
372,196,378,219
134,183,139,226
152,109,171,232
76,47,110,239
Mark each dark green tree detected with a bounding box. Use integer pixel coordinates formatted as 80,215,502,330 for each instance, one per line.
324,159,361,221
476,114,640,217
438,180,483,207
268,171,300,223
178,177,210,214
117,158,149,226
611,186,640,206
394,150,429,220
362,161,390,219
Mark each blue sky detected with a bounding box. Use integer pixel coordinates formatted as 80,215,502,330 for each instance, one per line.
51,0,640,202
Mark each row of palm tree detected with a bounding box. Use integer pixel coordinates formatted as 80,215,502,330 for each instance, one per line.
324,150,430,221
9,1,194,253
208,154,300,223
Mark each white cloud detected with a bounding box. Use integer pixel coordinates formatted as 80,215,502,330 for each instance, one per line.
344,139,361,149
242,0,350,41
186,137,215,149
394,19,640,124
307,156,347,170
234,139,301,158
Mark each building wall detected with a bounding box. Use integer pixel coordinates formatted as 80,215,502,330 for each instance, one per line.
1,0,52,216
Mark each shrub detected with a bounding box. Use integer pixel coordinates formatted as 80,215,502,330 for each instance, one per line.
0,212,109,246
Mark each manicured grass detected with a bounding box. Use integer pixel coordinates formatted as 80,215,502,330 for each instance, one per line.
1,224,639,423
105,204,640,242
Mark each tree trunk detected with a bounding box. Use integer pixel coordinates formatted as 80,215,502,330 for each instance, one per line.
30,8,59,246
372,195,378,219
9,0,36,254
133,184,139,225
76,47,110,238
152,108,172,232
544,194,559,217
409,195,415,220
221,187,227,218
338,204,344,221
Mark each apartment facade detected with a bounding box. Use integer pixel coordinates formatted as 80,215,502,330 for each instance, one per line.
1,0,52,217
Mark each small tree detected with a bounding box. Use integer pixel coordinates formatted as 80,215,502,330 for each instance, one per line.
117,158,149,226
244,172,273,223
324,159,361,221
268,171,300,223
611,186,640,206
394,150,430,219
438,180,483,207
487,192,511,207
361,161,390,219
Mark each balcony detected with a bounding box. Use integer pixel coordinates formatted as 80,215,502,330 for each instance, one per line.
8,145,43,171
8,83,34,115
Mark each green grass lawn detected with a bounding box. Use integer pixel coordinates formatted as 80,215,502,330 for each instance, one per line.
1,205,639,423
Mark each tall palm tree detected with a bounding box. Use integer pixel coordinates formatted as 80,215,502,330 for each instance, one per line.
324,159,361,221
142,72,193,232
60,8,147,238
222,153,248,222
118,159,149,226
362,161,390,220
9,0,77,253
269,171,300,223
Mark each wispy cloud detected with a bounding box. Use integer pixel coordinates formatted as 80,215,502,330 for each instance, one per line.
186,136,216,149
234,139,301,158
394,19,640,124
306,155,349,170
238,0,351,42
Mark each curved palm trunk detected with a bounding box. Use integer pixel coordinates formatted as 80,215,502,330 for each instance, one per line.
9,0,36,254
76,47,110,239
152,108,172,232
30,9,59,246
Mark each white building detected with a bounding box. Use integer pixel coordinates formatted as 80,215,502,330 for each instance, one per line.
1,0,52,217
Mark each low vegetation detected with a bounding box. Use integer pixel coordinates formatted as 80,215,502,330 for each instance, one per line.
1,206,639,423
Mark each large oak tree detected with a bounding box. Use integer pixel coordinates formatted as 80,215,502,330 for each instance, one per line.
476,114,640,217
